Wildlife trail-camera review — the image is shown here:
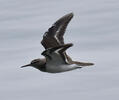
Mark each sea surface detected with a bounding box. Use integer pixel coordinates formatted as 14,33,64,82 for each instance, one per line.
0,0,119,100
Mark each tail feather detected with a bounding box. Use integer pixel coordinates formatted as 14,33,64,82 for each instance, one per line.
73,61,94,67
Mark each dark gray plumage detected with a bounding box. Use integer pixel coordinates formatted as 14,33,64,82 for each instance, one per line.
21,13,94,73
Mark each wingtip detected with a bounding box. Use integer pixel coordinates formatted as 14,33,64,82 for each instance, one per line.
65,12,74,19
61,43,73,48
70,12,74,16
57,12,74,23
66,43,73,47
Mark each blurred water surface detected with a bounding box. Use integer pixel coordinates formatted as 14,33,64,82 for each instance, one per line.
0,0,119,100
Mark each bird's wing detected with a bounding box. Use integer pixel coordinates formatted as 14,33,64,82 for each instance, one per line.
41,13,74,49
41,43,73,64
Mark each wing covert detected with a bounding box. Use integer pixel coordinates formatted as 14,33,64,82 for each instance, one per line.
41,43,73,64
41,13,74,49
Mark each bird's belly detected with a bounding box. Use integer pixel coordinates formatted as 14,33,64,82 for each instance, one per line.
46,64,79,73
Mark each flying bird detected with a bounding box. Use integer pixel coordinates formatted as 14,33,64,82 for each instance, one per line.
21,13,94,73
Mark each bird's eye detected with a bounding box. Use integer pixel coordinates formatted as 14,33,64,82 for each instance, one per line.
31,60,38,64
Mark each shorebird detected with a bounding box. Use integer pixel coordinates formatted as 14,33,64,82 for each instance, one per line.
21,13,94,73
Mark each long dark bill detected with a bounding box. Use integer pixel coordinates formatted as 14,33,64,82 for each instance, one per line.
21,64,31,68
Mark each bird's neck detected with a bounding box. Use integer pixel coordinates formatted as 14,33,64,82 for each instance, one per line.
38,63,46,72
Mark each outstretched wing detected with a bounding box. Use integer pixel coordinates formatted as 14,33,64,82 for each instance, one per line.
41,13,74,49
41,43,73,64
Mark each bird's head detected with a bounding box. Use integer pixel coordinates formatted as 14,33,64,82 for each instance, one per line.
21,58,46,68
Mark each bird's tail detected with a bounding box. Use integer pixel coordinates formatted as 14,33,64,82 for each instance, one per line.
73,61,94,67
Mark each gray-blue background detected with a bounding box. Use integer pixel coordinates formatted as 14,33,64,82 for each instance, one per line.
0,0,119,100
